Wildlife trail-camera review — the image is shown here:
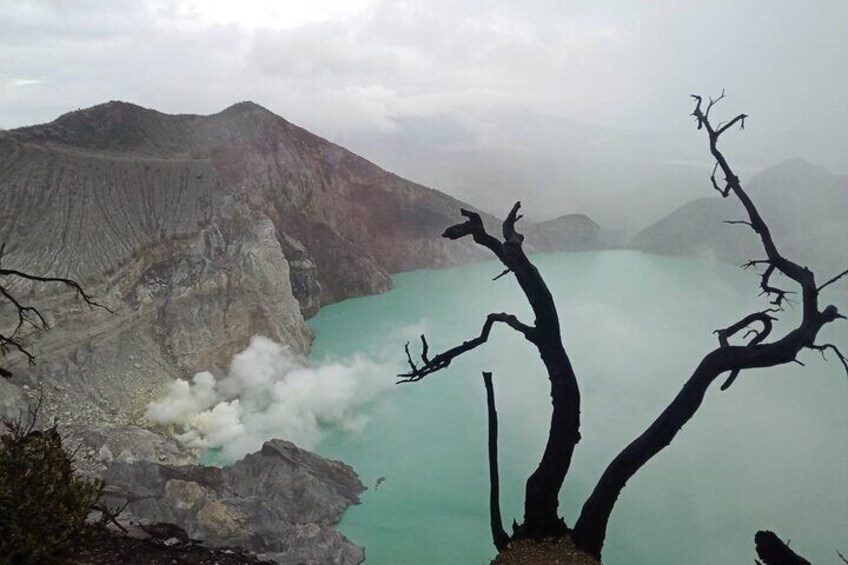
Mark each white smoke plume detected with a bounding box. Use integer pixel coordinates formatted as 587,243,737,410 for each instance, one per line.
145,335,394,461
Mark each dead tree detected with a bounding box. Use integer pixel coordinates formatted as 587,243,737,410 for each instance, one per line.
571,94,847,557
0,243,106,377
400,93,847,559
400,202,582,539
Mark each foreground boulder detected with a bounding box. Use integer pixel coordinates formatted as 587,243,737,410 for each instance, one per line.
101,439,366,565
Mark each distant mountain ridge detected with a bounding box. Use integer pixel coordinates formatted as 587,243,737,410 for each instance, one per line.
631,158,847,275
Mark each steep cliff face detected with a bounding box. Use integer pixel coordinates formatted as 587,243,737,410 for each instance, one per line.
0,100,488,424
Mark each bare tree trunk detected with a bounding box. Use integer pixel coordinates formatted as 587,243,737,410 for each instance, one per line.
482,372,510,551
520,352,579,538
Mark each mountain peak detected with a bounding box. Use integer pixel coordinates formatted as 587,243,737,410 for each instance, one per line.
59,100,160,123
218,101,273,117
751,157,835,191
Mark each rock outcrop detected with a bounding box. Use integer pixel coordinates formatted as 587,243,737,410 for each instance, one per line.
101,439,366,565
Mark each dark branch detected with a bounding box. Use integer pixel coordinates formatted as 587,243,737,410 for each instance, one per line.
808,343,848,376
398,313,536,383
493,268,511,281
817,268,848,292
0,247,112,376
754,531,811,565
723,219,754,229
0,268,110,312
716,113,748,136
483,371,510,552
503,201,525,244
714,311,776,349
715,311,776,390
442,208,504,260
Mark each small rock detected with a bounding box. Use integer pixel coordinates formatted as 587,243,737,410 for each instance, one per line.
163,537,180,547
98,445,114,464
116,449,136,463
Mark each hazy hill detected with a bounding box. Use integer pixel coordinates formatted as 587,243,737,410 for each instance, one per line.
335,108,716,238
631,158,848,275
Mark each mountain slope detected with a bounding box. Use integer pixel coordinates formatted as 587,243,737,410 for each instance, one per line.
0,100,493,424
631,159,848,275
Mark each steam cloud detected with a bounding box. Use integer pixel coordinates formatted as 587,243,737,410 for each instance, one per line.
145,335,394,461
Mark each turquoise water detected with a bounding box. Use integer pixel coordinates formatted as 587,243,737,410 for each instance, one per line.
307,251,848,565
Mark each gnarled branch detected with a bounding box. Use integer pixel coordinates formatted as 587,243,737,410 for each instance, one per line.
398,313,535,383
0,242,110,376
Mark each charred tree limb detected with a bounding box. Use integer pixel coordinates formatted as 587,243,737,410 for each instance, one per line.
398,313,536,383
715,311,776,390
572,94,846,559
818,267,848,292
754,530,811,565
0,242,109,377
483,371,510,552
808,343,848,375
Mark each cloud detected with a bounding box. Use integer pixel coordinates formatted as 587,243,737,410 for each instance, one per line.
145,335,394,461
1,1,845,170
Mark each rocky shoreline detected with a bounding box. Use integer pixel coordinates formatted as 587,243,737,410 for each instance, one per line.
98,439,366,564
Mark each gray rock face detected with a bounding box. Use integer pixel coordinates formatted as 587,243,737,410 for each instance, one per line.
66,422,197,473
101,439,366,565
0,378,26,422
278,233,322,318
631,159,848,274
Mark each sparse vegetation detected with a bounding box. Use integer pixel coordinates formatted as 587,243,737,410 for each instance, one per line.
0,408,108,565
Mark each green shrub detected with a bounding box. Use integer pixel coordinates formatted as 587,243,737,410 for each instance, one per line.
0,417,106,565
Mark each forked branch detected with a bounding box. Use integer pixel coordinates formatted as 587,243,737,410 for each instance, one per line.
0,242,109,376
398,313,535,383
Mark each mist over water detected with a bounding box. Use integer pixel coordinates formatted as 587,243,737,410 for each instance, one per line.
305,251,848,565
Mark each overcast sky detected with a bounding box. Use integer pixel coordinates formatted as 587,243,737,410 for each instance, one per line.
1,0,846,170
